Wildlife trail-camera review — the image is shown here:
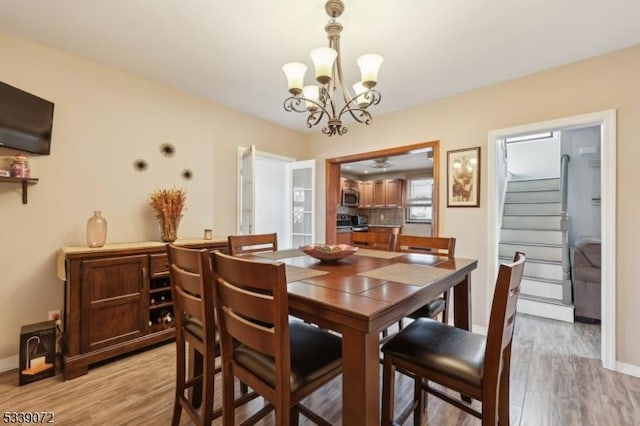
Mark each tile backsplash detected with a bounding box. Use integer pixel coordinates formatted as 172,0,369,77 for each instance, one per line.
336,206,404,226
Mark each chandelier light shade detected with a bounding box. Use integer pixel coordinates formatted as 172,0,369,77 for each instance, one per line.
282,63,307,95
282,0,383,136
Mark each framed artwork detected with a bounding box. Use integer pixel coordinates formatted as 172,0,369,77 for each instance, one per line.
447,147,481,207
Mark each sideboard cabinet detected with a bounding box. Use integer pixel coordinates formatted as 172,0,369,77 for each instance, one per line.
60,239,227,379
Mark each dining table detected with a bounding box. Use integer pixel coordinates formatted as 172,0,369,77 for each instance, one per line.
242,247,478,426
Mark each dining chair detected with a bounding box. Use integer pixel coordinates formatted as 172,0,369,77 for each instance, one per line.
212,250,343,425
351,231,395,251
398,235,456,325
228,232,278,255
167,244,257,425
380,252,525,426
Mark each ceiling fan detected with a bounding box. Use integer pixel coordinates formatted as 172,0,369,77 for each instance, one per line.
371,157,392,169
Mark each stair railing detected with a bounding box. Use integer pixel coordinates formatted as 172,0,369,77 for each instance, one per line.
560,154,571,303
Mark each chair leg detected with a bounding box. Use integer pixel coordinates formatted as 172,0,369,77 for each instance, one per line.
290,405,300,426
498,348,512,425
413,376,424,426
381,356,396,426
441,289,451,324
221,362,235,426
200,353,216,425
189,345,203,408
172,338,186,426
274,389,292,426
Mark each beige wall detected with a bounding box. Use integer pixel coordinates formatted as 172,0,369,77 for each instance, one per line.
0,32,306,361
306,44,640,366
2,28,640,369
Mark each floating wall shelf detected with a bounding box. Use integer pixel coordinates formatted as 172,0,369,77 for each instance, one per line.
0,176,39,204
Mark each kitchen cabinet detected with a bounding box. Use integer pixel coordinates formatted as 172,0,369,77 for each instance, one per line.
373,180,386,207
340,177,358,190
368,226,402,251
385,178,404,207
336,231,352,245
359,180,373,207
60,239,227,379
368,178,404,207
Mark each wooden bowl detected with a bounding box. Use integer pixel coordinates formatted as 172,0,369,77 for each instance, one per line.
300,244,359,263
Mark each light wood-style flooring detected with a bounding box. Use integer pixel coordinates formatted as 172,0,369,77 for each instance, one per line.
2,314,639,425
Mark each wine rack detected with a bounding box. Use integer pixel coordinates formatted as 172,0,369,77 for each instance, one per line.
148,276,174,333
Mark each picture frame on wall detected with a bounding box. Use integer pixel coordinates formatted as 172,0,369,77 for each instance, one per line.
447,147,481,207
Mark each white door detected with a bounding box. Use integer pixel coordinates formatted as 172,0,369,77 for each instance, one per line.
285,160,315,248
237,145,255,235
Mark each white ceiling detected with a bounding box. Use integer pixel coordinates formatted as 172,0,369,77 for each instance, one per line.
1,1,639,134
341,150,433,177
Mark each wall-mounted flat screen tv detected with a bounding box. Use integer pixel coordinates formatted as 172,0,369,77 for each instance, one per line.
0,81,55,155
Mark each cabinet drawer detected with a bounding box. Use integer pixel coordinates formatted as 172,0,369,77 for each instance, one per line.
150,254,169,277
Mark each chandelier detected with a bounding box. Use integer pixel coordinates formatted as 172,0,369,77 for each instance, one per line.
282,0,383,136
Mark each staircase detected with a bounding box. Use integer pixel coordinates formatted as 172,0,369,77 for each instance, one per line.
499,176,574,322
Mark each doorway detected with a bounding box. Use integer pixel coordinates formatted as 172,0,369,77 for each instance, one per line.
487,110,616,369
325,141,440,243
237,146,316,249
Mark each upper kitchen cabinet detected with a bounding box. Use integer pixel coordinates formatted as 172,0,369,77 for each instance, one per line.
371,178,404,208
373,180,386,207
384,178,404,207
359,180,373,208
340,177,358,190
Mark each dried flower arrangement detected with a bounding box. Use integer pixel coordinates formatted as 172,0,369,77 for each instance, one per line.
149,187,186,242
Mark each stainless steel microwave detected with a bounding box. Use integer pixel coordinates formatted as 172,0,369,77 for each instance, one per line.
341,188,360,207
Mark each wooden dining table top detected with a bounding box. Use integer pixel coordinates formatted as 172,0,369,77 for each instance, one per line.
241,248,478,425
245,248,477,333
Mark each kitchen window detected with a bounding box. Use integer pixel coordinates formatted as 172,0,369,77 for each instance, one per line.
406,177,433,222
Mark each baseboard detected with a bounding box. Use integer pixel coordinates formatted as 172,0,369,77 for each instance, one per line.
616,361,640,378
472,324,488,335
517,298,574,323
0,355,18,373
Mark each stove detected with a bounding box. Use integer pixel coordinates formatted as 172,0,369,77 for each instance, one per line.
337,214,352,233
351,215,369,232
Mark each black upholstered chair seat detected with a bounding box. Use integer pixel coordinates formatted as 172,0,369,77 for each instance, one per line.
407,297,446,319
382,317,485,388
184,316,203,339
183,316,221,345
234,321,342,393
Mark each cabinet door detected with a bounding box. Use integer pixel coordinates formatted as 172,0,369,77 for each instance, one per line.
385,179,404,207
336,231,352,245
361,181,373,207
80,254,149,352
340,177,349,191
373,180,386,207
341,178,358,190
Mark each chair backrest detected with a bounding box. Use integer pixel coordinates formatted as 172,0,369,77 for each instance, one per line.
228,233,278,256
167,244,217,344
212,250,291,399
397,235,456,259
483,252,525,396
351,232,395,251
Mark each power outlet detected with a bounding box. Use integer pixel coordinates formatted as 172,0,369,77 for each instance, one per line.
48,309,61,323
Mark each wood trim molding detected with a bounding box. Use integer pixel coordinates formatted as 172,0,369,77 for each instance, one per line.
325,141,440,244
